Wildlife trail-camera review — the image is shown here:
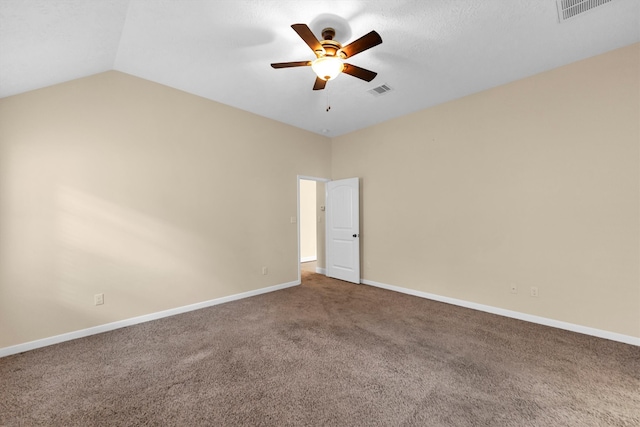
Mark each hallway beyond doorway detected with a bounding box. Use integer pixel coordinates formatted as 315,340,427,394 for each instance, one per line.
301,261,316,273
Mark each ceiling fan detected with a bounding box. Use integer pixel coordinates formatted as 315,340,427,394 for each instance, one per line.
271,24,382,90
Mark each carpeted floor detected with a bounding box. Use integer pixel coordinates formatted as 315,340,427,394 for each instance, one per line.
1,271,639,426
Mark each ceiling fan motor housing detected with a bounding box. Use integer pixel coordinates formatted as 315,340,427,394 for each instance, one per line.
315,28,343,58
321,40,343,57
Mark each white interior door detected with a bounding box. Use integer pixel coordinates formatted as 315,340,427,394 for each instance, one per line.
326,177,360,284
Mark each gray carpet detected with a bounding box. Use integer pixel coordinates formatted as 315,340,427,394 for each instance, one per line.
1,271,638,426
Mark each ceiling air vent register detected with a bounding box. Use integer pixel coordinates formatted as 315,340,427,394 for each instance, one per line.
556,0,614,22
368,84,393,97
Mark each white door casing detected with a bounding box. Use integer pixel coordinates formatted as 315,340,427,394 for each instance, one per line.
326,177,360,284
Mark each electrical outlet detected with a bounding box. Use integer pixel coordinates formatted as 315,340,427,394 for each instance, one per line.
510,285,518,294
94,293,104,306
530,286,539,297
262,267,268,275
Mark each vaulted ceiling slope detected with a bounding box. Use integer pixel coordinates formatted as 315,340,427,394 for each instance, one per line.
1,0,638,136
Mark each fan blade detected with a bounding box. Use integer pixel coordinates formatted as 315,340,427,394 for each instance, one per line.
339,31,382,58
271,61,312,69
291,24,325,57
342,63,377,82
313,77,327,90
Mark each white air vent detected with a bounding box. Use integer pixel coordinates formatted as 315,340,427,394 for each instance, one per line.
368,84,393,97
556,0,614,22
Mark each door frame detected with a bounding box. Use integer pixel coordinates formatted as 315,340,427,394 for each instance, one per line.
297,175,331,284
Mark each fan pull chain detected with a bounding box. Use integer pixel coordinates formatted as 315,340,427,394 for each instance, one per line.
326,86,331,112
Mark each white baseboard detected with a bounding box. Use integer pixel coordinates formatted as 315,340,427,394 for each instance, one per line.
5,277,635,358
0,280,300,358
316,267,326,275
361,279,640,347
300,256,317,263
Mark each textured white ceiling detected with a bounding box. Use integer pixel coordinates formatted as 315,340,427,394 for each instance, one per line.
1,0,638,136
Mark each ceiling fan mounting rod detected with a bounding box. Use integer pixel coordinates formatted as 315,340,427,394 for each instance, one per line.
321,27,336,40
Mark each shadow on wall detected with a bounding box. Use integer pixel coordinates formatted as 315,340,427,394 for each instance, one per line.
55,186,212,319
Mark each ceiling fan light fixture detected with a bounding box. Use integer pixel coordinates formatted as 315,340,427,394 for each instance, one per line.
311,56,344,81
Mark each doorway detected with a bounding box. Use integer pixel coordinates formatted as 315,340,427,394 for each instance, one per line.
300,179,317,272
297,176,330,283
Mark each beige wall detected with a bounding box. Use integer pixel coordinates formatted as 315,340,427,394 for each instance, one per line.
332,44,639,338
1,44,638,350
300,179,317,261
0,71,332,348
